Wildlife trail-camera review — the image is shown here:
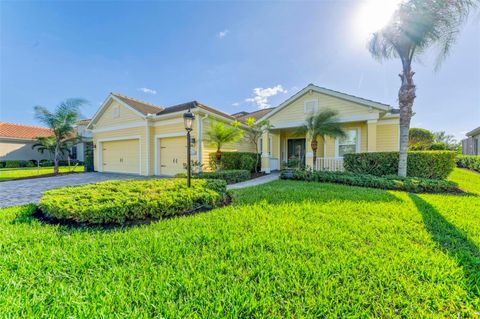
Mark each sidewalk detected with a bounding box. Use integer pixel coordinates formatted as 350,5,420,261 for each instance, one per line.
227,172,280,190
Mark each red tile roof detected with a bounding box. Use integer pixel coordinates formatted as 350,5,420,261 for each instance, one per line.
0,122,53,140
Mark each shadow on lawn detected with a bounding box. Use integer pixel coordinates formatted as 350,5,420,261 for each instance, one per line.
409,194,480,300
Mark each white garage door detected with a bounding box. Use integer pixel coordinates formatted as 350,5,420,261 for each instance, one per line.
102,139,140,174
159,136,187,176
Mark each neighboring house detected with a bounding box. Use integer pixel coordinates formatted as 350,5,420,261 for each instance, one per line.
0,120,92,162
72,119,93,162
462,126,480,155
0,122,53,161
87,84,400,176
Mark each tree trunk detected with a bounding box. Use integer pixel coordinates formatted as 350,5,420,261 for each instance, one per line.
215,148,222,171
54,143,60,174
397,64,416,177
311,139,318,170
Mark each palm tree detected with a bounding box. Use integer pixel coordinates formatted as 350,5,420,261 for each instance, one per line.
296,109,346,168
34,99,86,174
205,119,244,170
368,0,478,176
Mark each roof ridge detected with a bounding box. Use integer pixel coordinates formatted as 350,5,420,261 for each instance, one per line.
111,92,164,110
0,121,51,130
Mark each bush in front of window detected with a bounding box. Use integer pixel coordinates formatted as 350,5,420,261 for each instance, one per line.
281,169,458,193
343,151,456,180
39,178,227,225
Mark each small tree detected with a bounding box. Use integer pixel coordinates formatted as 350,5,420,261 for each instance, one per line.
34,99,86,174
244,117,273,173
205,119,244,170
409,128,434,150
295,109,346,167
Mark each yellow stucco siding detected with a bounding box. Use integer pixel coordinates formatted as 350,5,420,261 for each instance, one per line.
377,122,399,151
268,91,380,126
93,126,147,175
95,100,144,127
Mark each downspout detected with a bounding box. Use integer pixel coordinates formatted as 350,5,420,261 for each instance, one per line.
197,113,208,172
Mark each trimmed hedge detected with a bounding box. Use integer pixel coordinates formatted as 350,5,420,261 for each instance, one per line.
281,169,458,193
39,179,227,225
457,155,480,172
209,152,259,172
344,151,456,180
196,169,250,184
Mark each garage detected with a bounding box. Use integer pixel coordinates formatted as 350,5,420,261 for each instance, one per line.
159,136,187,176
102,139,140,174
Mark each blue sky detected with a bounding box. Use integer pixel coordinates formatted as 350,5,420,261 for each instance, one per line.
1,1,479,140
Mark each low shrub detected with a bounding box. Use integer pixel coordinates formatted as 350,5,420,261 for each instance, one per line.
5,160,22,168
209,152,259,172
281,169,458,193
39,159,54,167
0,161,5,168
344,151,456,179
39,178,227,225
457,155,480,172
196,169,250,184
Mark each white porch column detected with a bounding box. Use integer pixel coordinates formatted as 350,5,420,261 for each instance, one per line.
367,120,377,152
261,130,270,173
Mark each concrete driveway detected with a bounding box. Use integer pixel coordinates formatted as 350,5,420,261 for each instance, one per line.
0,172,151,208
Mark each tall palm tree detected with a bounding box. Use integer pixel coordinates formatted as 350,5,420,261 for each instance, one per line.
296,109,346,168
34,99,86,174
205,119,244,170
368,0,478,176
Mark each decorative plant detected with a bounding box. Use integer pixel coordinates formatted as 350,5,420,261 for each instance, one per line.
205,119,244,170
295,109,346,167
244,117,273,173
33,98,86,174
368,0,478,176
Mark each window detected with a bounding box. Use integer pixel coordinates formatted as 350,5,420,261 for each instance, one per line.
112,105,120,118
71,146,78,160
304,99,318,113
337,129,359,157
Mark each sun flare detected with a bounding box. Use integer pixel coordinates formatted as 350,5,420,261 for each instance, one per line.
355,0,402,40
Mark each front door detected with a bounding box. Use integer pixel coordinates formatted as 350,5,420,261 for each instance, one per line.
287,138,306,167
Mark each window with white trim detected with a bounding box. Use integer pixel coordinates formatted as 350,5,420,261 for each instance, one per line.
304,99,318,113
337,129,359,157
112,105,120,118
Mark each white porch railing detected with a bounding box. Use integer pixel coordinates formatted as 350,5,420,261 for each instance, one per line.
316,157,344,172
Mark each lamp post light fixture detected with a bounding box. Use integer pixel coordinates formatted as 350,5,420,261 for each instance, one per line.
183,108,195,187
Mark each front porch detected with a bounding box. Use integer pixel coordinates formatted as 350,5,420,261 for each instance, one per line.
260,120,379,173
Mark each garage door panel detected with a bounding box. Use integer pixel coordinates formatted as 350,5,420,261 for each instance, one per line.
102,139,140,174
159,137,187,176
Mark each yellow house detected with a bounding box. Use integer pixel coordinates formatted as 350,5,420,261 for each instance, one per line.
87,84,399,176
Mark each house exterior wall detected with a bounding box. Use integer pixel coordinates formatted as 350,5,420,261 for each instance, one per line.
376,121,400,151
0,139,51,161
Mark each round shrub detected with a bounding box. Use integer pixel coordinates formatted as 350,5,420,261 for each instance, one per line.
39,178,227,225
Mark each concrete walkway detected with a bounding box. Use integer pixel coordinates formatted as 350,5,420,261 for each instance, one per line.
227,172,280,190
0,172,150,208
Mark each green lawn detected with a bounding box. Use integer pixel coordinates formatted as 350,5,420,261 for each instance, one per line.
0,166,85,181
0,168,479,317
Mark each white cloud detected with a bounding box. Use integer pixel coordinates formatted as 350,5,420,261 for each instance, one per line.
245,85,288,109
232,102,240,107
138,87,157,95
218,29,229,39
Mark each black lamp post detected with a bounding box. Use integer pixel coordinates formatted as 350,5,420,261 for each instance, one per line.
183,108,195,187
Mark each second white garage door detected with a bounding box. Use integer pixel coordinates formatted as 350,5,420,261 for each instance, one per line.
159,136,187,176
102,139,140,174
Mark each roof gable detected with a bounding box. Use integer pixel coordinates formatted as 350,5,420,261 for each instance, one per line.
258,84,392,122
